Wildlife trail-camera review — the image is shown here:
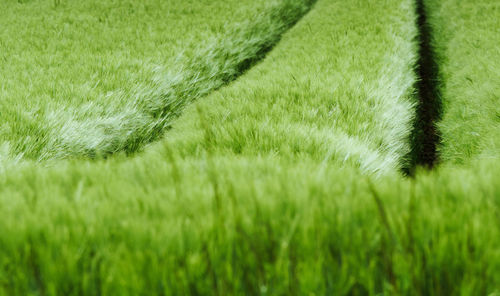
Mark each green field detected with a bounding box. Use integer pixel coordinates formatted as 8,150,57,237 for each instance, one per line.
0,0,499,294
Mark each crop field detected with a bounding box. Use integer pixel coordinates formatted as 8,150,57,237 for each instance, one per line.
0,0,499,295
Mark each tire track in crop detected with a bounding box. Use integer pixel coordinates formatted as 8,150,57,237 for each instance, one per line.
405,0,442,175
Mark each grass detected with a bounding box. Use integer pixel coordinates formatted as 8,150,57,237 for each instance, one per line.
163,0,418,176
2,156,500,295
0,0,307,160
0,0,499,295
425,0,500,164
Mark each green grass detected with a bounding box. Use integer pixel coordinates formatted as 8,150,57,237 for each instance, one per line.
0,0,308,160
0,0,499,295
2,156,500,295
425,0,500,164
164,0,418,175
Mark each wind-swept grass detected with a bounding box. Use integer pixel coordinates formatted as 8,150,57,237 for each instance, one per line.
0,0,314,161
424,0,500,164
0,0,499,294
165,0,419,175
0,0,440,294
1,0,252,158
2,154,500,295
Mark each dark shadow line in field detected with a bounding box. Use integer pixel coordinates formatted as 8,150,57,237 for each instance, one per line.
404,0,443,176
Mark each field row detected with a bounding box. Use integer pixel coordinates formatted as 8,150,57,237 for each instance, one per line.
0,0,499,294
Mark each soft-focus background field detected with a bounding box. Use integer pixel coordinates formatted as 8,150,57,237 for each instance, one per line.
0,0,499,295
